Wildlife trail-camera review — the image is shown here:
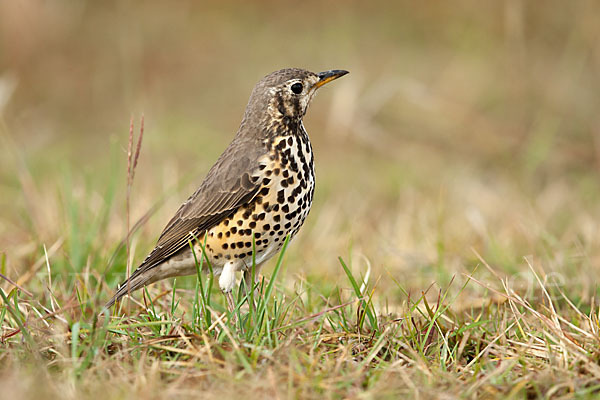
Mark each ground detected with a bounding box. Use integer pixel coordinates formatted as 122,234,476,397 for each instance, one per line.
2,1,600,399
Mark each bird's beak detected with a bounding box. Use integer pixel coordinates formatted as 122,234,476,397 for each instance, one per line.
314,69,349,89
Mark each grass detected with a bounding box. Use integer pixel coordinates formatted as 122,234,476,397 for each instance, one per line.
2,155,600,398
3,1,600,398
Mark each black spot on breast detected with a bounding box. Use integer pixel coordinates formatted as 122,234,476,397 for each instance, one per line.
274,168,280,175
231,243,236,249
254,232,261,238
224,220,229,226
266,170,273,176
217,232,223,239
231,227,237,234
263,178,271,185
263,224,270,230
245,242,252,248
285,222,291,229
237,241,243,248
245,229,252,235
249,221,256,229
274,215,281,222
287,137,293,145
226,231,231,237
273,224,280,230
282,204,289,213
260,187,270,196
222,243,228,250
237,220,243,226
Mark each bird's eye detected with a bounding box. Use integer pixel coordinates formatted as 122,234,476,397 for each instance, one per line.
291,83,303,94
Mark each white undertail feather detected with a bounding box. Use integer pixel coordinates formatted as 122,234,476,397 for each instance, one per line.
219,261,237,293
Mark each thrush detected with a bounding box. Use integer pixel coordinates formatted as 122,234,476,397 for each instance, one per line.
105,68,348,310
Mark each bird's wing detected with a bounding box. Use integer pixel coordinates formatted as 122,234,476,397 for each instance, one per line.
136,136,264,274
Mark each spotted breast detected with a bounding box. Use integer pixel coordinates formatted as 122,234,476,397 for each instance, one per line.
202,123,315,271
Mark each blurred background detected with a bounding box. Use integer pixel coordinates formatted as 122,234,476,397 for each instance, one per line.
1,0,600,303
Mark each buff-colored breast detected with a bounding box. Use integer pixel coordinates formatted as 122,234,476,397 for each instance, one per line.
199,132,315,270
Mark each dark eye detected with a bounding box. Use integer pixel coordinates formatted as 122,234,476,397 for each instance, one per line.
291,83,303,94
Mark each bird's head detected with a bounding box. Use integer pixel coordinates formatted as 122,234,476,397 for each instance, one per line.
241,68,349,132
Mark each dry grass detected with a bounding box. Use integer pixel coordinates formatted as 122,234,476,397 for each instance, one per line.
2,1,600,398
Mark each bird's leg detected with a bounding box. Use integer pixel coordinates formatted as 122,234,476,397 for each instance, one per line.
219,261,237,317
243,264,263,298
225,292,236,316
243,267,254,311
243,263,265,314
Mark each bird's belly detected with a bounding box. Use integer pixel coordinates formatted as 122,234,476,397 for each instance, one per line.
201,141,315,270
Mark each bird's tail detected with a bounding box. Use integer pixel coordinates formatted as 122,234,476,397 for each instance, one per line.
104,269,153,310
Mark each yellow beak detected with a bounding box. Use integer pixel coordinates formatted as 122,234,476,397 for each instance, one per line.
314,69,349,89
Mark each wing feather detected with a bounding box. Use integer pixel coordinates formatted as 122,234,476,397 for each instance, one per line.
132,135,265,275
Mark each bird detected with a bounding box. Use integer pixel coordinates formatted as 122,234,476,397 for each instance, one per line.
105,68,348,310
